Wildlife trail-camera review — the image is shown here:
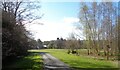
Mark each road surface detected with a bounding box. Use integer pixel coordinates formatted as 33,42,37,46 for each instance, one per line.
40,52,73,70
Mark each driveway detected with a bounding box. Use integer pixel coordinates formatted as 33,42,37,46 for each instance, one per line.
40,52,73,70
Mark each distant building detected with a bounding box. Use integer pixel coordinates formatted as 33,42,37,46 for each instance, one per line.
43,45,47,49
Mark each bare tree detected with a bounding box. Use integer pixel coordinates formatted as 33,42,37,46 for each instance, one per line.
2,0,43,24
78,2,118,60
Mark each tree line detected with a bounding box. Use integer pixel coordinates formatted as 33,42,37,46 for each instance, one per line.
76,2,119,60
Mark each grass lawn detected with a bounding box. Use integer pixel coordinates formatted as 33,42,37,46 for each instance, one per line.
29,49,118,69
3,52,43,70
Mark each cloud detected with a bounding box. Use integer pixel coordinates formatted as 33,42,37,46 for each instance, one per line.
63,17,79,24
24,19,75,41
24,17,85,41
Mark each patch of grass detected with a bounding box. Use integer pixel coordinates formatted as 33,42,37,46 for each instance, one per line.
3,52,43,70
29,49,118,69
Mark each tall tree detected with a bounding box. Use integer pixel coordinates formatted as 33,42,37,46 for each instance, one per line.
78,2,118,60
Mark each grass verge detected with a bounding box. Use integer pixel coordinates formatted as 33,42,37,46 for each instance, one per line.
2,52,43,70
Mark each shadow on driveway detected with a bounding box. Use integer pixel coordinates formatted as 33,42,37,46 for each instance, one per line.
40,52,73,70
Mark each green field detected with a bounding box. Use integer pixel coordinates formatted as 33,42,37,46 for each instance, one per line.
3,52,43,70
29,49,118,69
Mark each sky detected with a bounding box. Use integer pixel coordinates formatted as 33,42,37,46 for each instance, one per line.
24,0,119,41
25,2,81,41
